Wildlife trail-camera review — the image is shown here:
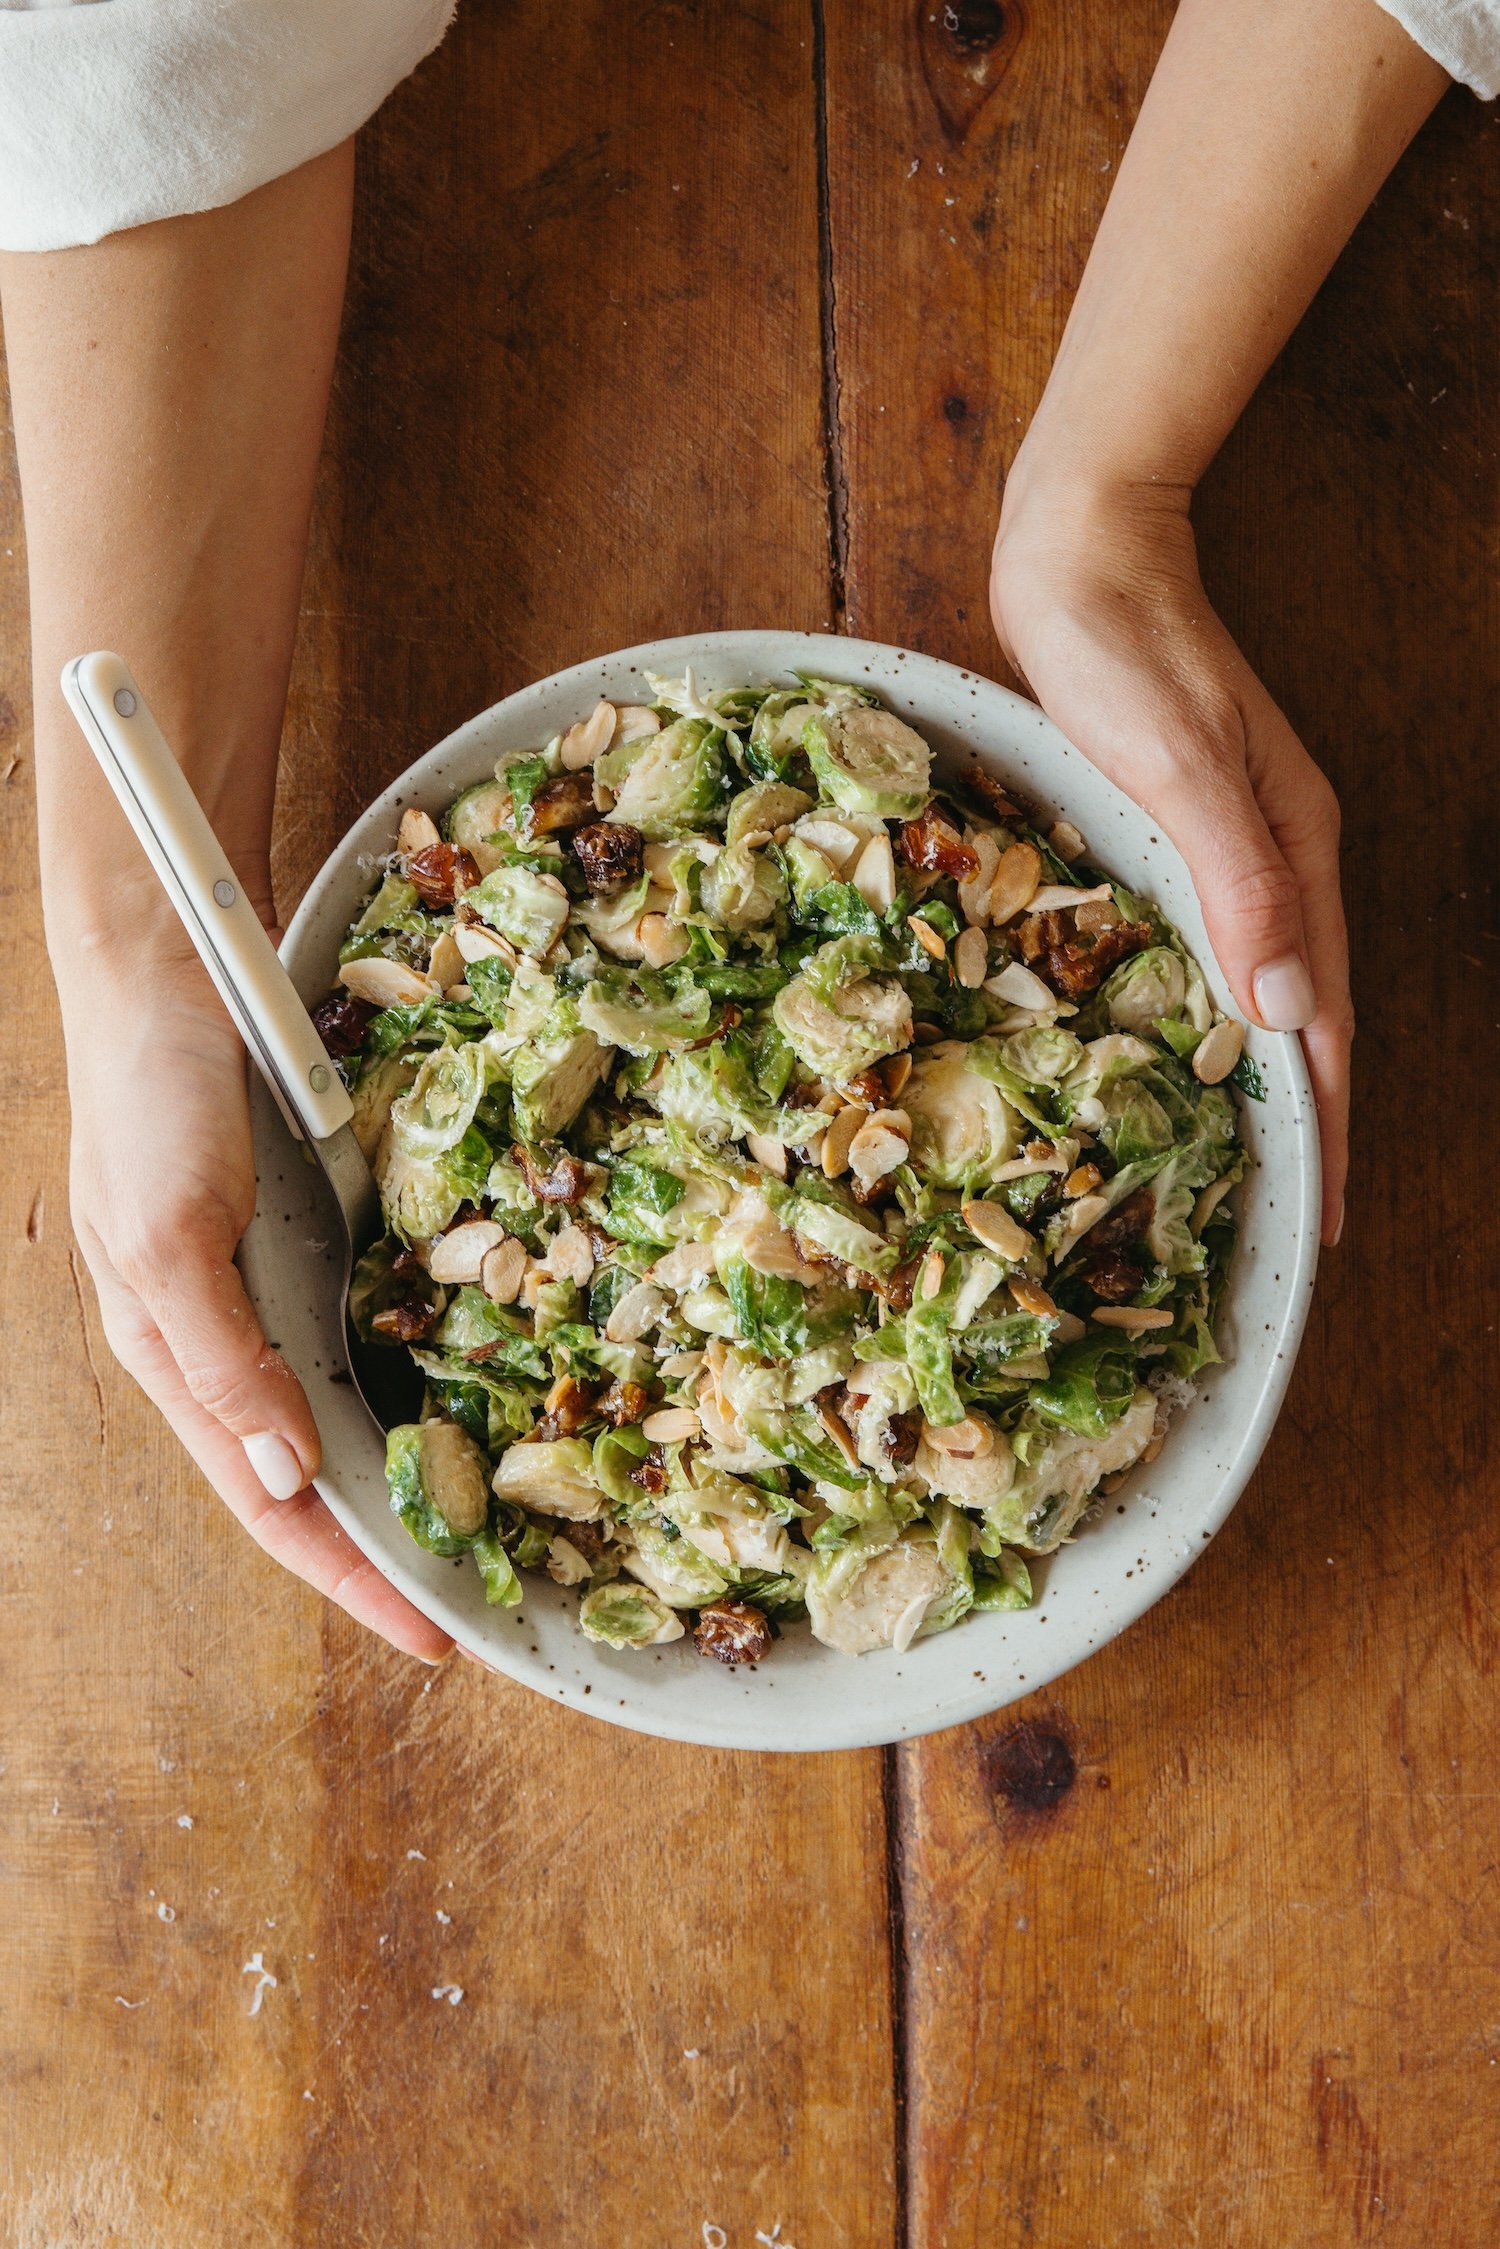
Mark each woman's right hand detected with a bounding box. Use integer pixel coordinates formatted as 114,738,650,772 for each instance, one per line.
56,913,453,1663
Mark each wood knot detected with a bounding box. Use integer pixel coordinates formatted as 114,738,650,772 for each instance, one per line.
941,0,1008,53
943,394,969,423
983,1720,1076,1812
918,0,1026,143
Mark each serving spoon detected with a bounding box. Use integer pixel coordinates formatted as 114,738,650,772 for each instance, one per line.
62,650,420,1434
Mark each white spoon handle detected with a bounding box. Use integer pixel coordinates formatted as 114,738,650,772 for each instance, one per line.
61,650,353,1145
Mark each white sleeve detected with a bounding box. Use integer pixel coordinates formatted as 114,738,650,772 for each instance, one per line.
0,0,458,253
1373,0,1500,95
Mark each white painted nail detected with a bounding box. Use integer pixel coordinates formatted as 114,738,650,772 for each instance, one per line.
1253,955,1315,1032
242,1431,305,1501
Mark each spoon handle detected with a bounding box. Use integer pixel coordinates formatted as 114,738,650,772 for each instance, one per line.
61,650,353,1146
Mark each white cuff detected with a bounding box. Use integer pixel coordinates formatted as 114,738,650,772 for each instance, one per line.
1372,0,1500,97
0,0,458,253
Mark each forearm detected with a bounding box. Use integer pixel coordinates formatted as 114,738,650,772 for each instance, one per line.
1006,0,1448,516
0,143,353,955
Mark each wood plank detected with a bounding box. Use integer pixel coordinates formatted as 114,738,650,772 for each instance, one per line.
824,3,1499,2242
0,7,897,2245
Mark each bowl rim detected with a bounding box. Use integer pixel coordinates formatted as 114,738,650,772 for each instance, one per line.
263,628,1320,1749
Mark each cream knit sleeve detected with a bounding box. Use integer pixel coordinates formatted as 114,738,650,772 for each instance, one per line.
0,0,457,253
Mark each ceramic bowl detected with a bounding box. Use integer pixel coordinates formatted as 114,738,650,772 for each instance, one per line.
239,630,1319,1751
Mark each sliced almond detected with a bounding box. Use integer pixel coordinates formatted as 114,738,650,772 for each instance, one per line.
922,1414,994,1458
604,1278,668,1344
454,921,517,965
744,1131,788,1178
842,1362,879,1401
907,914,948,962
427,929,465,989
651,1240,716,1291
984,959,1055,1011
851,832,897,914
397,806,442,855
1030,882,1114,914
443,982,473,1001
641,1406,701,1445
1048,819,1086,863
429,1219,510,1285
338,957,440,1007
1064,1163,1104,1198
1009,1275,1058,1318
547,1224,596,1289
1051,1191,1111,1261
1192,1174,1237,1235
847,1115,911,1187
1141,1431,1166,1464
519,1263,549,1313
659,1347,705,1383
959,830,1001,926
953,925,989,989
882,1052,913,1100
988,841,1042,924
612,704,661,746
816,1399,861,1471
821,1101,870,1179
480,1236,528,1304
796,816,864,874
1074,898,1121,934
992,1150,1068,1181
919,1247,946,1300
912,1021,944,1046
961,1200,1032,1260
1092,1305,1175,1332
637,912,689,969
1051,1309,1087,1345
559,698,617,771
1192,1019,1245,1085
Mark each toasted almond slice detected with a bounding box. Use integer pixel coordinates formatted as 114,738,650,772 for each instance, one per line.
821,1101,870,1179
984,959,1055,1011
559,698,617,770
847,1116,910,1187
1192,1174,1237,1235
480,1236,528,1305
454,920,517,965
988,841,1042,924
882,1051,913,1099
443,982,473,1001
536,871,570,899
922,1414,994,1458
1052,1191,1111,1261
612,704,661,746
397,806,442,855
1048,819,1086,863
1030,881,1115,914
429,1219,511,1285
912,1022,943,1046
959,830,1001,925
1092,1305,1175,1332
842,1362,880,1401
338,956,440,1007
427,929,465,989
1141,1431,1166,1464
659,1347,705,1383
604,1278,668,1344
772,822,795,845
919,1247,946,1300
1065,1163,1104,1198
954,925,989,989
745,1131,788,1178
1074,898,1121,934
641,1406,701,1445
738,827,774,850
1009,1274,1058,1318
1192,1019,1245,1085
651,1240,716,1290
907,914,948,962
637,912,689,969
816,1399,861,1471
548,1223,596,1289
851,831,897,914
1099,1469,1132,1494
519,1263,549,1313
991,1151,1068,1181
1050,1309,1087,1345
961,1199,1032,1260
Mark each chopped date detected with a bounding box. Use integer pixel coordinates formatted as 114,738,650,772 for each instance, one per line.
1077,1250,1144,1304
312,993,376,1058
1083,1187,1156,1260
571,820,644,895
956,762,1024,824
1044,918,1151,997
693,1599,774,1667
629,1449,668,1496
512,1142,596,1203
897,804,980,882
597,1378,649,1427
880,1410,921,1467
842,1066,890,1108
686,1002,742,1050
535,1372,601,1439
525,773,598,838
553,1517,607,1564
372,1299,439,1344
872,1256,920,1313
404,840,481,908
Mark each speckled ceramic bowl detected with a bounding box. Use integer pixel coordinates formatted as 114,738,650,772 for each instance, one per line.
239,631,1319,1750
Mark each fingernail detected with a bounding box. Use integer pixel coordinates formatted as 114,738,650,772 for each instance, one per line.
1253,955,1315,1032
242,1431,306,1501
1329,1199,1345,1249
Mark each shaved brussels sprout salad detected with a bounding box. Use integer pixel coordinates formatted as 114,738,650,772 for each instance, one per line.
317,670,1255,1664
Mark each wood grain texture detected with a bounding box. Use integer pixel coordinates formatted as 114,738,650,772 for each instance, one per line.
0,8,894,2247
822,3,1499,2243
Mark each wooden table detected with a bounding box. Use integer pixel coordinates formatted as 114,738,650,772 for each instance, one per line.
2,6,1495,2242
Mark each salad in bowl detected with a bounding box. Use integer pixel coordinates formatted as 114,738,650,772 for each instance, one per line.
314,668,1254,1666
